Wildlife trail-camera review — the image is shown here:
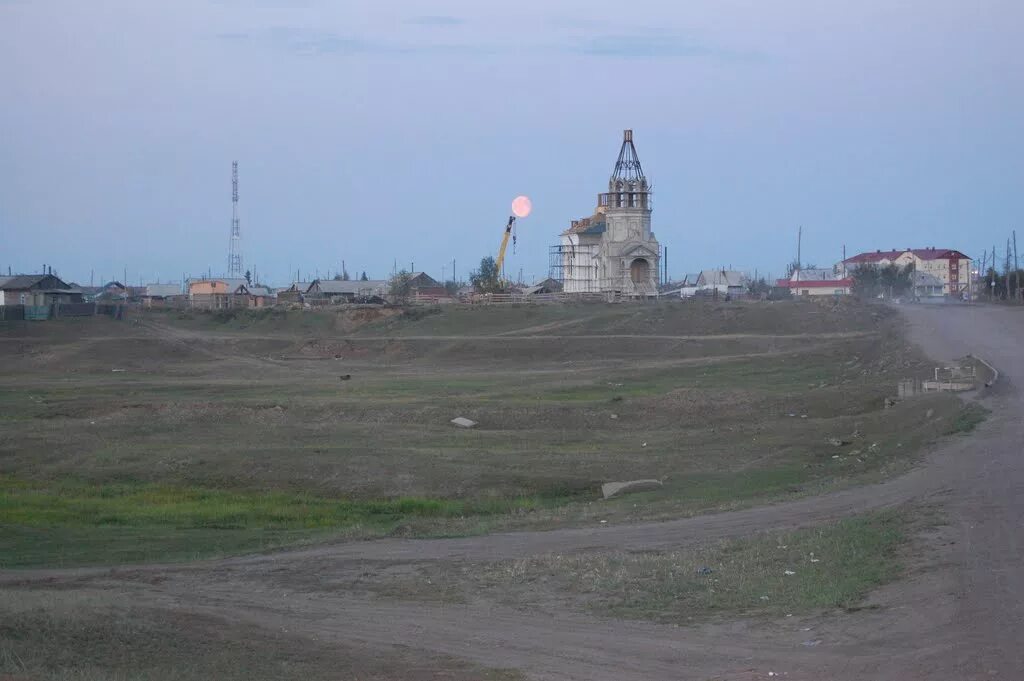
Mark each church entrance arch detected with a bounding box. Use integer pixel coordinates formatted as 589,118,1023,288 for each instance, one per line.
630,258,650,284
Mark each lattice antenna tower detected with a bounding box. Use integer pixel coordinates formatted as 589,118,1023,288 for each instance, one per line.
228,161,243,277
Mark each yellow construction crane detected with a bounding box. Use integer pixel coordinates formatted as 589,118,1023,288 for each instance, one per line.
494,214,517,279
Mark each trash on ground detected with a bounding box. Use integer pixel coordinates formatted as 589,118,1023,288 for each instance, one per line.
696,566,713,576
784,570,796,576
601,479,663,499
450,417,478,428
801,639,822,647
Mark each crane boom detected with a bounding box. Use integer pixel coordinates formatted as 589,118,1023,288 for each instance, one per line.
495,215,516,276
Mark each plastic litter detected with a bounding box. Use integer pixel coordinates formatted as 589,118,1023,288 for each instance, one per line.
696,566,713,576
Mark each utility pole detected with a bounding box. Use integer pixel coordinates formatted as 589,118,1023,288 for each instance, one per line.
1013,230,1020,302
795,226,802,284
992,244,997,300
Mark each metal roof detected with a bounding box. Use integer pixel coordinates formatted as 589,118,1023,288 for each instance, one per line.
308,279,387,294
697,270,748,287
845,248,970,265
0,274,71,290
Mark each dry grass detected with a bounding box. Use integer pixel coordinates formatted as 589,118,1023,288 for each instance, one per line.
0,300,974,566
366,511,906,624
0,589,524,681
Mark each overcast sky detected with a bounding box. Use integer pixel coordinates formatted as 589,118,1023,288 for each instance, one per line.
2,0,1021,286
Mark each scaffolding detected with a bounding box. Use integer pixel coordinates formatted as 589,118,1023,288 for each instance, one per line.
549,244,601,293
548,244,662,295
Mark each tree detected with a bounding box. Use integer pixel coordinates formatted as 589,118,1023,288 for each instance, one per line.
850,265,881,298
851,263,913,299
360,271,368,281
244,269,252,285
389,270,414,304
470,256,502,293
747,277,770,297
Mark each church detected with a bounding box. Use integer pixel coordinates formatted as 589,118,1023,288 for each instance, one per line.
550,130,662,295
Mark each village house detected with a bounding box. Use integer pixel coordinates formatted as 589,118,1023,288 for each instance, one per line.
696,270,749,297
912,271,945,298
187,278,247,309
0,274,83,306
231,283,274,308
405,272,446,297
775,268,852,297
141,283,185,308
276,282,311,305
842,248,971,296
305,279,388,303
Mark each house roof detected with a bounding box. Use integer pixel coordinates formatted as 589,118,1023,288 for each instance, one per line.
912,271,944,286
145,284,181,297
407,272,440,287
187,278,248,289
845,248,970,265
234,284,273,296
281,282,311,293
308,279,387,294
0,274,72,291
791,268,838,281
561,215,607,236
697,270,747,287
680,273,701,286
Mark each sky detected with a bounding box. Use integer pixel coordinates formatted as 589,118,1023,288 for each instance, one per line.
1,0,1022,286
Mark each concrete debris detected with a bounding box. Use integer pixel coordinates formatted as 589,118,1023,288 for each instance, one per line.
450,417,477,428
601,479,663,500
827,437,850,447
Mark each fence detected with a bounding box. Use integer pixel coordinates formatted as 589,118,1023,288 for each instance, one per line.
0,305,25,321
0,303,126,321
465,292,640,305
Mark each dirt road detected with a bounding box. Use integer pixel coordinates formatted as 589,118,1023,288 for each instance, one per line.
5,304,1022,680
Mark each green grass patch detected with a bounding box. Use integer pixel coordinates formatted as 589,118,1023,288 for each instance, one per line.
478,511,905,622
946,402,989,434
0,476,576,568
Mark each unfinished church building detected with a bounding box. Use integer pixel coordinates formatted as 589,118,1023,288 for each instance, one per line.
549,130,662,295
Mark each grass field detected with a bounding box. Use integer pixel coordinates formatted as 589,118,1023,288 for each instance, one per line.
366,510,907,623
0,299,974,567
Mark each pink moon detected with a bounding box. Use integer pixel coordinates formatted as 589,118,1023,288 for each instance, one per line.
511,195,532,218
